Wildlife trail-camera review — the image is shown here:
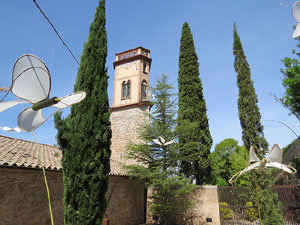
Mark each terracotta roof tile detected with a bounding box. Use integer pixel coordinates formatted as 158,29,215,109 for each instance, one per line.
283,138,300,164
0,135,62,170
0,135,129,176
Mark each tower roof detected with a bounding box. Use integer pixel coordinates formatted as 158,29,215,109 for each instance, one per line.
113,46,152,69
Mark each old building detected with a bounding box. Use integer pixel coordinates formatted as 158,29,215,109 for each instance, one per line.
110,46,151,167
0,47,151,225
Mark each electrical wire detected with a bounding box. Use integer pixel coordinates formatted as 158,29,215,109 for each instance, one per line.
264,120,299,139
33,0,80,65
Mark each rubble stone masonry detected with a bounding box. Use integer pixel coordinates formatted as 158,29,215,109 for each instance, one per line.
110,103,149,169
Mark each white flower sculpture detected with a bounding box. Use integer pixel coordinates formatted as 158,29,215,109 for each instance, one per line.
292,1,300,38
229,144,297,184
0,54,86,132
151,136,175,147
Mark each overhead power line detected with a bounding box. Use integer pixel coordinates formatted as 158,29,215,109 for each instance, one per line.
264,120,299,139
33,0,80,65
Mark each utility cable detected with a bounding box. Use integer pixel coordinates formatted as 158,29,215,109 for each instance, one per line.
33,0,80,65
264,120,299,139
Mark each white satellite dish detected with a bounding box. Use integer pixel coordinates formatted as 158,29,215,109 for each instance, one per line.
0,54,86,132
292,1,300,38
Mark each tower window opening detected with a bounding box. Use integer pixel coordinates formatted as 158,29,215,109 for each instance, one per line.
122,81,126,99
126,80,131,98
141,80,147,101
122,80,131,99
143,63,147,74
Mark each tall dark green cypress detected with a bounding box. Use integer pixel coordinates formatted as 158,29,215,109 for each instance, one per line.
54,1,111,224
233,24,284,225
233,23,268,156
177,22,212,185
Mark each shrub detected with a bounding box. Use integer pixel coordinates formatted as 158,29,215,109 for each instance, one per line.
219,202,232,220
245,202,258,222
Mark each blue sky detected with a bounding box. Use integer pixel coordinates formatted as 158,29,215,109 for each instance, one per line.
0,0,299,151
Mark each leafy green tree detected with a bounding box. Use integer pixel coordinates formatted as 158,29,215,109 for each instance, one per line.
54,1,111,224
210,138,250,186
177,22,212,184
125,74,196,225
233,23,268,156
280,38,300,121
252,170,284,225
228,145,250,186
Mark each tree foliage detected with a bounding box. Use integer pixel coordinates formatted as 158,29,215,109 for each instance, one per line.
250,170,284,225
125,74,195,225
54,1,111,224
233,23,283,225
280,38,300,121
177,22,212,185
233,23,268,156
210,138,250,186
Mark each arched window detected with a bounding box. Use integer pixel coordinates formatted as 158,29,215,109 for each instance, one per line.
126,80,131,98
122,81,126,99
141,80,147,101
122,80,131,99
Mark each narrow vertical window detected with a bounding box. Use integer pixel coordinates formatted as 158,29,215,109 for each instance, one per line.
141,80,147,100
122,81,126,99
143,63,147,74
126,80,131,98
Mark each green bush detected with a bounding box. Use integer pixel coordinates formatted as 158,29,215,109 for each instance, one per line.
219,202,232,220
245,202,258,222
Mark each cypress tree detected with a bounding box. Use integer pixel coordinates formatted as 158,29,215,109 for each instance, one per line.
233,24,283,225
54,0,111,224
233,23,268,156
177,22,212,185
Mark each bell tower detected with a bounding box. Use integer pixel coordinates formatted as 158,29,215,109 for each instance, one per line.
112,46,152,107
110,47,152,172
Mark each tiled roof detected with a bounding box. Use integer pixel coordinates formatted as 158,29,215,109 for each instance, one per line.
109,159,128,176
283,138,300,164
0,135,62,170
0,135,128,176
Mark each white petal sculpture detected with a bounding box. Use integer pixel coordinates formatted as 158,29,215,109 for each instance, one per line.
229,144,297,184
0,126,21,133
151,136,175,147
0,54,86,132
292,1,300,38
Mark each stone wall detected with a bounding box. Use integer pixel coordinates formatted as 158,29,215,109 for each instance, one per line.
104,176,146,225
110,104,149,169
0,167,146,225
192,186,220,225
0,167,64,225
147,186,221,225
